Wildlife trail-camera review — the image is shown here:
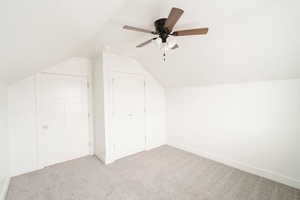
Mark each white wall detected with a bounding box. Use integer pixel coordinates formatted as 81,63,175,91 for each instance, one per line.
8,57,93,176
93,51,167,163
0,81,10,199
43,58,92,77
93,54,106,161
167,79,300,189
8,76,37,176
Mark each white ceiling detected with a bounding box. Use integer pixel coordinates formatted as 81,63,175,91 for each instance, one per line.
0,0,125,82
1,0,300,87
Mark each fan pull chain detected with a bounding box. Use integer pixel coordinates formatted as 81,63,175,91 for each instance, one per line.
162,47,167,62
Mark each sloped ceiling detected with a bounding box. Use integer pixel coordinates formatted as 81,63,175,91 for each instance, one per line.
0,0,125,82
1,0,300,87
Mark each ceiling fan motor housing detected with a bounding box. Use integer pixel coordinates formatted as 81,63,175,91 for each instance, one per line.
154,18,169,43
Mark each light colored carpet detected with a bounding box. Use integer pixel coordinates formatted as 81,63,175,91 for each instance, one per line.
6,145,300,200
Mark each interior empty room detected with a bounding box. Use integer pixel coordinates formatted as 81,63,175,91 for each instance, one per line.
0,0,300,199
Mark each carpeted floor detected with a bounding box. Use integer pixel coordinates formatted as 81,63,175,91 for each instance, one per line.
6,145,300,200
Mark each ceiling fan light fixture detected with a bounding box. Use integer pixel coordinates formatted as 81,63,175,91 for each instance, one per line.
155,37,177,51
161,42,169,51
123,7,209,60
166,37,177,50
155,37,162,47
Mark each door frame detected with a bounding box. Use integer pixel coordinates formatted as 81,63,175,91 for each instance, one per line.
110,72,147,161
36,72,93,169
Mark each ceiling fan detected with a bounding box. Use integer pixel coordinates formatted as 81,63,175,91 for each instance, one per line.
123,7,209,60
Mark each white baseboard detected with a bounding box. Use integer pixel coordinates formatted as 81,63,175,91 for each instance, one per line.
146,142,166,151
105,143,166,165
105,159,115,165
0,177,10,200
169,143,300,189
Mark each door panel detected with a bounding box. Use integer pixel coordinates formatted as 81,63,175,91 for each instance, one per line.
38,74,89,167
112,73,146,160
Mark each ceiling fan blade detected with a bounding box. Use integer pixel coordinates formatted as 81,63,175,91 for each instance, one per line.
171,44,179,50
173,28,209,36
123,25,155,34
164,7,184,32
136,38,156,48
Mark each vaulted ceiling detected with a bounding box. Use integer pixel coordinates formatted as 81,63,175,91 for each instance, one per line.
1,0,300,87
0,0,125,82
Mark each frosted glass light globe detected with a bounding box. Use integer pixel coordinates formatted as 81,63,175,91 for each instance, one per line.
167,37,177,49
155,38,162,47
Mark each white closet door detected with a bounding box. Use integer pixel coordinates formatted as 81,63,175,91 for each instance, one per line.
112,73,146,160
37,74,90,167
